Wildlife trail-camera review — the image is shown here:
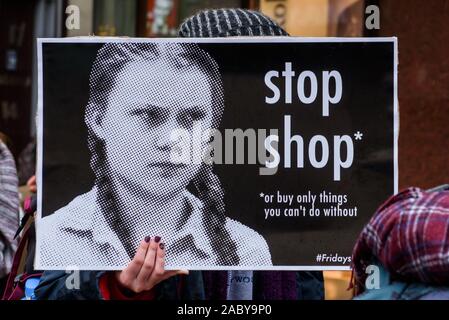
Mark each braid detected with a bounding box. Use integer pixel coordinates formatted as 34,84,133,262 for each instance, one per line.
87,133,136,259
190,165,239,265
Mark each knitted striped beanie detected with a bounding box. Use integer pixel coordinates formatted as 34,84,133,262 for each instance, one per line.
179,8,289,38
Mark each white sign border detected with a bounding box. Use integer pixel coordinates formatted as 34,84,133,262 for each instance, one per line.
35,37,399,271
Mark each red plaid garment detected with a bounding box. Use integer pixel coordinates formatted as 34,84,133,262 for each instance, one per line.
351,187,449,291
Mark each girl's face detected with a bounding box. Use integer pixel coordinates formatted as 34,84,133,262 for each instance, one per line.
93,59,214,198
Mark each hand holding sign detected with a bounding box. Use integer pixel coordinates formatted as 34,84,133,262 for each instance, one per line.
115,237,188,294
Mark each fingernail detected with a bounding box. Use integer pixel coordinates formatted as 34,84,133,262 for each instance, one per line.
154,236,161,243
159,243,165,250
144,236,151,243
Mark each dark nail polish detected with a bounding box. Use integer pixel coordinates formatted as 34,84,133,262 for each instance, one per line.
154,236,161,243
144,236,151,243
159,243,165,250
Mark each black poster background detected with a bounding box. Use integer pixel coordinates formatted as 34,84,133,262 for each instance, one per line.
40,39,396,268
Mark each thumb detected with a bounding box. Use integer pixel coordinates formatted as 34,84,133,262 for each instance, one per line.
175,269,189,276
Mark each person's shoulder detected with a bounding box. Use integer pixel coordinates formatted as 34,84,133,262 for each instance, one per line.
37,189,96,267
38,203,70,233
38,188,96,246
39,189,95,230
225,218,272,266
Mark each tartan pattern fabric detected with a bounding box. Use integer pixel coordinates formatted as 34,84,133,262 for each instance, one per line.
352,187,449,289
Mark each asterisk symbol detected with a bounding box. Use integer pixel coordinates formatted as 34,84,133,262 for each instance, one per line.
260,193,265,198
354,131,363,140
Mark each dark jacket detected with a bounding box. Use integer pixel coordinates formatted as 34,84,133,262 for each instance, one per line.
35,270,324,300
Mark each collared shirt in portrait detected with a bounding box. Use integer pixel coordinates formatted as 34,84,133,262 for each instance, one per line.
37,187,272,269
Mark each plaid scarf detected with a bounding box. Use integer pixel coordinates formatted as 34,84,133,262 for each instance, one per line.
351,187,449,293
0,141,19,278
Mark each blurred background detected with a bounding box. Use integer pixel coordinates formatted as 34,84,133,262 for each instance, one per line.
1,0,448,300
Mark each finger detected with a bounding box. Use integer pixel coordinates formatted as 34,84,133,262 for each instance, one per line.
27,176,35,187
147,242,167,286
147,246,189,288
176,269,189,276
152,269,188,287
137,237,159,282
160,270,181,281
27,176,37,193
123,238,150,279
154,242,166,275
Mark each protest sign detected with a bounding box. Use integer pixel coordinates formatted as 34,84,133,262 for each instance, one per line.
36,37,397,270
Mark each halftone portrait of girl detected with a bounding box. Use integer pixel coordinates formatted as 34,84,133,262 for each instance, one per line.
38,42,272,269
